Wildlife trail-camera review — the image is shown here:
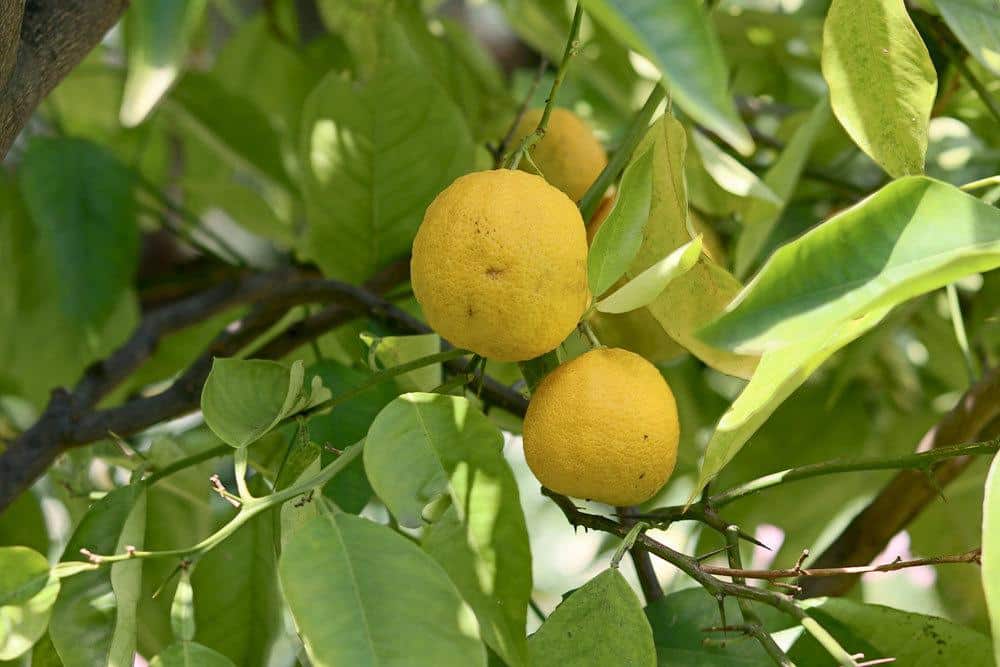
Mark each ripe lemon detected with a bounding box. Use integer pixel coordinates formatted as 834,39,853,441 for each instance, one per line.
523,347,679,506
511,108,607,202
411,169,590,362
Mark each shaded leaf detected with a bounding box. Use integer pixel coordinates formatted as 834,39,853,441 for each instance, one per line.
201,358,331,448
936,0,1000,76
50,485,146,667
588,146,655,297
690,131,780,205
365,394,531,665
365,334,442,393
580,0,753,155
0,547,50,608
821,0,937,176
982,452,1000,665
300,23,476,282
595,236,702,314
528,569,655,666
121,0,208,126
701,177,1000,354
150,642,236,667
279,513,485,666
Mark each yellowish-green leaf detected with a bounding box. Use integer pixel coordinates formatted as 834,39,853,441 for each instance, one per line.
595,236,702,314
691,131,780,206
982,451,1000,666
821,0,937,177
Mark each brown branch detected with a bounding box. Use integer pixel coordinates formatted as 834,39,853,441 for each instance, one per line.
800,367,1000,597
2,0,128,157
703,548,981,581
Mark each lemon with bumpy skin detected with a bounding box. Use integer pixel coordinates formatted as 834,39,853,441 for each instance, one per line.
411,169,589,362
511,108,607,202
523,347,679,506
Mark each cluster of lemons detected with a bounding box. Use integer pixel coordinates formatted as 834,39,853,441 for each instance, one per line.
410,108,680,507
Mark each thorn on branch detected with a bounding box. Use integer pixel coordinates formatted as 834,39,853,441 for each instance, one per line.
79,548,102,564
794,549,810,574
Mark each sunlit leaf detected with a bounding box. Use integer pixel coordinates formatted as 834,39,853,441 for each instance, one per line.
0,574,60,661
821,0,937,177
150,642,236,667
528,569,655,666
0,547,50,608
201,358,331,448
701,177,1000,354
580,0,753,155
595,236,702,314
279,513,486,666
691,131,780,205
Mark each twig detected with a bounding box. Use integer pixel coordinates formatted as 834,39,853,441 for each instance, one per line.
502,2,584,170
701,548,981,580
579,85,666,219
946,283,980,382
617,507,663,603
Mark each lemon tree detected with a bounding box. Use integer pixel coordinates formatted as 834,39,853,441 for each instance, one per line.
1,1,1000,666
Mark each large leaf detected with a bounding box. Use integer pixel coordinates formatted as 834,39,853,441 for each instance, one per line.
279,513,486,666
50,485,146,667
692,307,889,498
0,547,50,608
120,0,208,126
149,642,236,667
528,569,655,666
936,0,1000,76
192,481,281,667
646,588,794,665
0,491,48,553
201,358,331,448
169,72,291,187
588,146,655,297
580,0,753,155
734,97,832,277
365,394,531,666
0,574,60,661
701,177,1000,354
983,452,1000,665
788,599,993,664
632,115,758,379
300,23,477,282
17,138,138,329
821,0,937,177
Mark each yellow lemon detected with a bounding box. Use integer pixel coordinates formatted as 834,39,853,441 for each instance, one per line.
411,169,589,361
523,347,680,506
512,108,607,202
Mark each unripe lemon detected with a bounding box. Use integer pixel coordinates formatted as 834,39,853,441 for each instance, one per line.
411,169,589,361
523,347,679,506
511,108,607,202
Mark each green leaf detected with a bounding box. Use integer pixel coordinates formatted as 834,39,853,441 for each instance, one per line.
192,480,281,667
588,146,655,297
788,599,992,664
0,574,60,661
690,131,780,206
646,588,794,665
279,513,486,666
821,0,937,177
528,569,655,667
595,236,702,314
632,115,758,379
201,358,331,448
120,0,208,126
580,0,753,155
17,138,138,329
700,177,1000,354
936,0,1000,76
365,394,532,665
692,307,889,498
50,485,146,667
365,334,442,393
0,491,48,554
734,98,832,278
168,72,291,187
983,452,1000,665
300,22,477,282
149,642,236,667
0,547,50,608
169,572,194,643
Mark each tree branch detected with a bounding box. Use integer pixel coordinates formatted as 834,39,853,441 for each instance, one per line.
702,548,981,581
799,367,1000,597
1,0,129,157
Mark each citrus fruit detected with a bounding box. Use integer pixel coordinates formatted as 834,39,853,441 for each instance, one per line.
411,169,590,361
522,347,680,506
511,108,607,202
